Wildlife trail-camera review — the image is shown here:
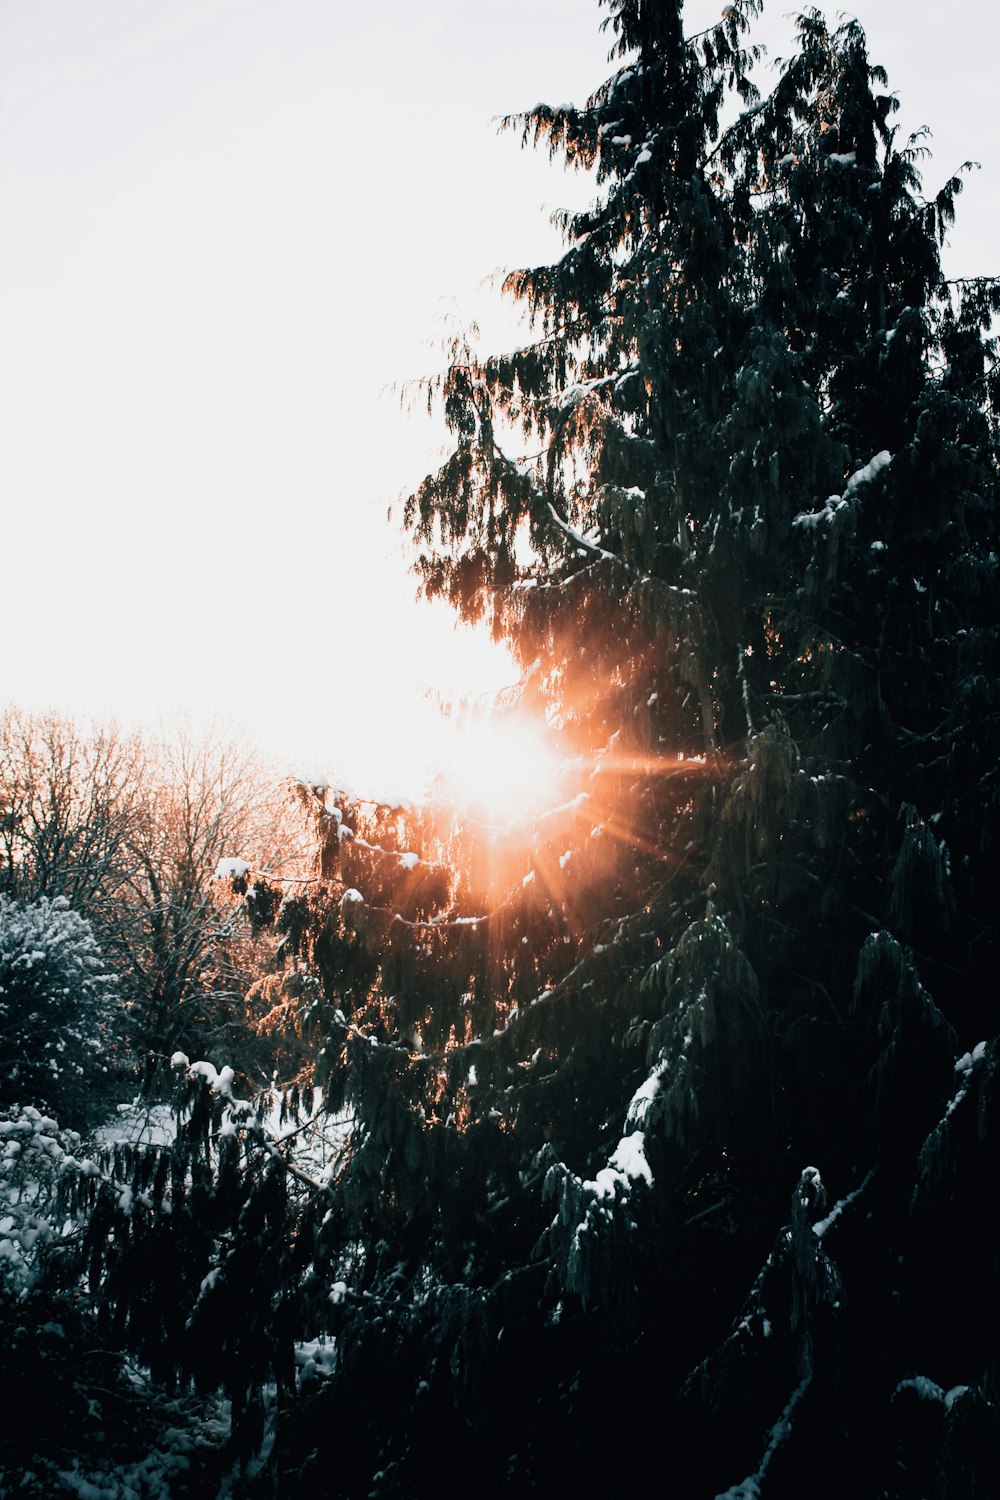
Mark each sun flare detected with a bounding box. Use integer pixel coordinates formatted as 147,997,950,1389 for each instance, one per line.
435,710,566,823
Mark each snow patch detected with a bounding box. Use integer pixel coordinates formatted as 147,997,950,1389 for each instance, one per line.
625,1061,669,1129
955,1040,987,1076
296,772,330,794
794,451,892,529
585,1131,653,1199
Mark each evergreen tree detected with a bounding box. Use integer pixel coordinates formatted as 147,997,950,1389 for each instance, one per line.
65,3,999,1495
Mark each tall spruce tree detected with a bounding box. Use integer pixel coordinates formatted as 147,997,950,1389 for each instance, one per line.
64,3,999,1496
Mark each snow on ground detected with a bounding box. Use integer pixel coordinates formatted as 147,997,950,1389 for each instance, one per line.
93,1101,176,1148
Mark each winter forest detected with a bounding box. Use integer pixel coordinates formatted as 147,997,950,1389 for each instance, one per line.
3,0,999,1494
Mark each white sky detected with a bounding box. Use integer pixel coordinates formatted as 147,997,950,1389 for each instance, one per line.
2,0,996,795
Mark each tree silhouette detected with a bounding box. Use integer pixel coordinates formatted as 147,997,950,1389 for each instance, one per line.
60,4,999,1495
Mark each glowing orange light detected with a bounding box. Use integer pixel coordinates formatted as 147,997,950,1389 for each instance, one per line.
437,710,566,824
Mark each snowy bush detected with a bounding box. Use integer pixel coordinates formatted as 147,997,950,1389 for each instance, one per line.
0,895,117,1126
0,1104,91,1296
0,1098,230,1495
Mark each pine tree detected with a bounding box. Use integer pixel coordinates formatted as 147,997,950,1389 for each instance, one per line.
64,3,999,1495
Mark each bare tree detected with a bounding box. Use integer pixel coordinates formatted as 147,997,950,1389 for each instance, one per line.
0,709,142,920
112,728,311,1086
1,712,312,1093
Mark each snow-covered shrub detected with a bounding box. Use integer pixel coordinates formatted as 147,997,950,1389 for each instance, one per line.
0,1103,91,1296
0,1100,230,1496
0,895,117,1126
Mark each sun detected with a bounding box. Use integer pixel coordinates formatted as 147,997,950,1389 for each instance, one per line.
435,709,566,823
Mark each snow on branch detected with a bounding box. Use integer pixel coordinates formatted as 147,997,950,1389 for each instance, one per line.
714,1375,812,1500
171,1053,328,1193
391,911,487,932
545,501,694,606
624,1058,671,1130
547,501,619,561
894,1376,971,1410
582,1130,653,1199
794,451,892,531
811,1168,876,1240
912,1039,990,1205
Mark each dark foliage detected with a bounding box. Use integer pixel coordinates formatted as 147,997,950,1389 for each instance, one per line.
49,2,1000,1494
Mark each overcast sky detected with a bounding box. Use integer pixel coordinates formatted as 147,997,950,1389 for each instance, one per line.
2,0,996,793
